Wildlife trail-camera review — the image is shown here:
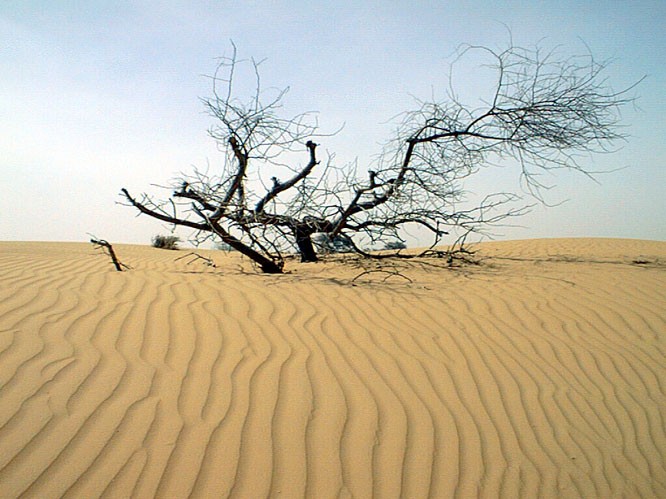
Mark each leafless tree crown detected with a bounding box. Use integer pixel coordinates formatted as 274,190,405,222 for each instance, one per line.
122,41,639,273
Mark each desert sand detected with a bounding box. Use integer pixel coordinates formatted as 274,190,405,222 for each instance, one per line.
0,238,664,498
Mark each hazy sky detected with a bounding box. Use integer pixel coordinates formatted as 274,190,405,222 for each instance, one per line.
2,1,665,245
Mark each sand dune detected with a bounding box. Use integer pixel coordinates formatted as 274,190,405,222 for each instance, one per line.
0,238,665,498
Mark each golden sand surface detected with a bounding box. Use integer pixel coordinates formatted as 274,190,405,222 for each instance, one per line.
0,238,665,498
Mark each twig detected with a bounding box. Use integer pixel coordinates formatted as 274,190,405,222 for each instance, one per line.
351,269,413,284
174,252,218,268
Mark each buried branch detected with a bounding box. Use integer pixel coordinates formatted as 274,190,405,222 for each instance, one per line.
90,238,130,271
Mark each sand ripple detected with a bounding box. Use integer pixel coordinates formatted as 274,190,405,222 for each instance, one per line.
1,239,665,497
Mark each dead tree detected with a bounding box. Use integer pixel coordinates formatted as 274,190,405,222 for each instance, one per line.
122,41,638,273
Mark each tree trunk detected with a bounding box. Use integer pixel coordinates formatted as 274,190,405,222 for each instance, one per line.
295,228,318,262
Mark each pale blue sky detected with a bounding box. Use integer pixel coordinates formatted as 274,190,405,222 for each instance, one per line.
2,1,665,245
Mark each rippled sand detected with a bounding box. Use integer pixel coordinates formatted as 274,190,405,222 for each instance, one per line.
1,238,664,497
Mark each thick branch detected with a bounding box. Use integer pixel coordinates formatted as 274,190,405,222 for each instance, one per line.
122,188,283,273
121,188,209,231
224,135,248,207
346,217,448,235
330,140,415,237
255,140,319,213
173,183,218,212
206,217,284,273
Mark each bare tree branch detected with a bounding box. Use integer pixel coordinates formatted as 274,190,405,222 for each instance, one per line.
90,237,130,271
122,40,639,273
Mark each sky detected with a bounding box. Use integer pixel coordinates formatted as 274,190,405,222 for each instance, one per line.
2,1,665,246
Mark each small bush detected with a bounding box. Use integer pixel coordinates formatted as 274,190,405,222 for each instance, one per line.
313,233,355,254
214,241,235,252
384,241,407,251
152,234,180,250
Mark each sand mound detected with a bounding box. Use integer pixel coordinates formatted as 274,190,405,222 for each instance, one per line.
1,238,665,497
